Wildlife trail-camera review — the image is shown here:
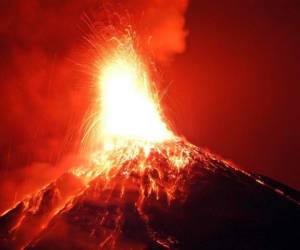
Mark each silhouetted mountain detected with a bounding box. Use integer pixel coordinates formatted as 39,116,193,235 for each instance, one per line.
1,143,299,250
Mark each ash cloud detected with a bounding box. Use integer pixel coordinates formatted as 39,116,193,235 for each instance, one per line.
126,0,189,61
0,0,189,210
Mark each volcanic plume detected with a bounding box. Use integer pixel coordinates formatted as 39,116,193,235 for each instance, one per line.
0,3,299,250
0,0,189,208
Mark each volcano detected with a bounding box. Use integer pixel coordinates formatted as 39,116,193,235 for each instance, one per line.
0,140,299,250
1,24,299,250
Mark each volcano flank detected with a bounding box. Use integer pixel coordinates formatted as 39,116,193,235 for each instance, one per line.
0,140,299,250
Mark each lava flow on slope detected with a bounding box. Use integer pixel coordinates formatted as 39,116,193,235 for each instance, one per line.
0,28,299,250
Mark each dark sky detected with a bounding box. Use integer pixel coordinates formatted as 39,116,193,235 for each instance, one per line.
166,0,300,190
0,0,299,208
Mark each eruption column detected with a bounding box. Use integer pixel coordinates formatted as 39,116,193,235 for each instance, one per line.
98,38,174,148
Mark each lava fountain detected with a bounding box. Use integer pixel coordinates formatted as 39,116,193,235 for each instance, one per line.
0,29,299,250
73,33,194,184
99,37,173,144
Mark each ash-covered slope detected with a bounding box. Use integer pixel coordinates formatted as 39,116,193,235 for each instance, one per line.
0,142,299,250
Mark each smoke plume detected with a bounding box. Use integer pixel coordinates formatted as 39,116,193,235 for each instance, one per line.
127,0,189,61
0,0,189,211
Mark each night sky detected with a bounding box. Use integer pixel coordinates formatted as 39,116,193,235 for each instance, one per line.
166,0,300,190
0,0,299,212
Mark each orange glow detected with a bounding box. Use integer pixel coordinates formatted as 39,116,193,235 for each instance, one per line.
73,33,196,182
0,31,206,250
98,37,173,148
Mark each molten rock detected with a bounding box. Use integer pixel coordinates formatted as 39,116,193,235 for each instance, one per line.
0,141,299,250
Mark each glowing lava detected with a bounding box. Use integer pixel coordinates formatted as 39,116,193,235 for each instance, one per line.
74,33,192,182
98,36,174,149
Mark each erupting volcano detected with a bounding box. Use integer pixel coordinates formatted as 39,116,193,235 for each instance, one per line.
0,20,299,250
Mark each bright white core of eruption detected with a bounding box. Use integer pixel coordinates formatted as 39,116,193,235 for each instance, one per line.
99,50,173,145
